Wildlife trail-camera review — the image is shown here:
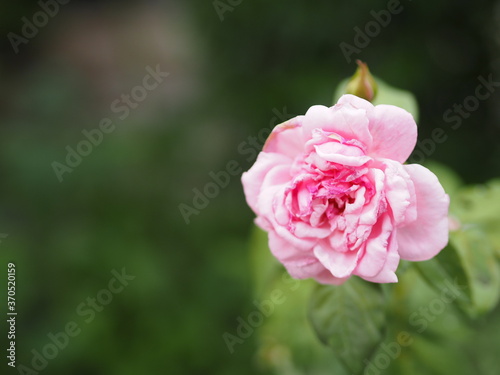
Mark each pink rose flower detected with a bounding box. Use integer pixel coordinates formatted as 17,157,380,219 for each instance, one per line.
242,95,449,284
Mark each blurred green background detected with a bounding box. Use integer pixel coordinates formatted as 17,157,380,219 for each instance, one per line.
0,0,499,374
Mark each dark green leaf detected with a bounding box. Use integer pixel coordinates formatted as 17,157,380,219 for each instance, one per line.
414,243,471,307
453,180,500,258
416,226,500,317
249,225,349,374
308,278,386,374
451,227,500,316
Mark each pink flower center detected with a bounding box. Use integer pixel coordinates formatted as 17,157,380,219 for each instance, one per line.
284,159,375,233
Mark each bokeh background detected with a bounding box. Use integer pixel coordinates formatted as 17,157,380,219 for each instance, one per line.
0,0,499,374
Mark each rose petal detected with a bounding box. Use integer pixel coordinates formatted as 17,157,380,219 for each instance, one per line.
355,168,385,229
293,220,331,239
337,94,375,113
314,141,371,167
354,215,393,278
368,104,417,163
383,160,417,226
259,184,317,250
397,164,450,261
315,269,350,285
361,232,399,283
313,241,360,278
242,152,291,215
302,104,372,148
268,231,322,279
263,116,305,159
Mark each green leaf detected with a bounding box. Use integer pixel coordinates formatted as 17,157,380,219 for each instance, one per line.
256,274,348,375
308,278,386,375
333,76,419,122
406,335,476,375
248,225,348,374
414,243,472,308
451,226,500,316
453,179,500,225
414,176,500,317
416,226,500,317
452,180,500,258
